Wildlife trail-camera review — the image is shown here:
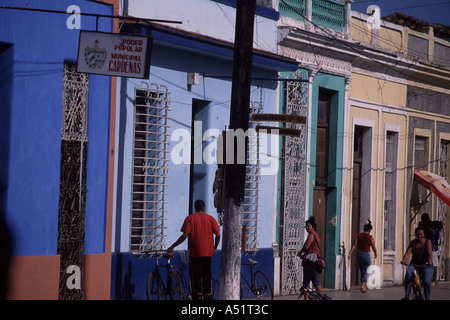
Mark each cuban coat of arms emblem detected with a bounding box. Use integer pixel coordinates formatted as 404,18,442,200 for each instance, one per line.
84,40,107,69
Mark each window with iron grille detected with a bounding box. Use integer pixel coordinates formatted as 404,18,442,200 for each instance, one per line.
414,136,429,203
312,0,345,31
408,35,429,61
278,0,306,20
243,102,262,252
130,84,170,252
438,140,449,280
384,131,398,251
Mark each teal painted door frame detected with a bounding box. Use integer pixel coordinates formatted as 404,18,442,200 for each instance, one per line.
276,70,345,288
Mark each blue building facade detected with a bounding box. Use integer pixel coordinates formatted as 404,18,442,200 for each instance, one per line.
1,0,352,299
110,1,299,299
0,0,114,299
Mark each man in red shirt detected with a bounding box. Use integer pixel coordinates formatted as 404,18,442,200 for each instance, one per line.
168,199,221,300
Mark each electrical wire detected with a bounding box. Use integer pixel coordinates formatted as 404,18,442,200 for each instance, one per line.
214,1,275,53
334,1,450,62
374,1,450,14
281,0,450,62
278,0,450,94
303,0,450,63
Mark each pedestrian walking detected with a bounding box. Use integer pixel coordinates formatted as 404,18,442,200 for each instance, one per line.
418,213,443,285
168,199,221,300
348,220,377,293
298,216,323,300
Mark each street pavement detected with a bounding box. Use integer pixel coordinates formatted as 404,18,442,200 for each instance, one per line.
274,281,450,300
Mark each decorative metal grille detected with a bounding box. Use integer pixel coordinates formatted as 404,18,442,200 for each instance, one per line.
414,137,428,204
57,64,89,300
243,101,263,252
438,141,448,280
61,65,89,142
130,83,170,252
278,0,306,20
383,131,397,251
312,0,345,30
280,72,308,295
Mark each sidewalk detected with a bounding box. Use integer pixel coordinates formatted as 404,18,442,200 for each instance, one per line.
274,281,450,300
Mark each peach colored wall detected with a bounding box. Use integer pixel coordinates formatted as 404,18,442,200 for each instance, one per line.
7,255,60,300
6,254,111,300
83,253,111,300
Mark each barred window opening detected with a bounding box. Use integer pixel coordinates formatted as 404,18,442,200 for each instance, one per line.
243,102,263,252
130,84,170,253
383,131,398,251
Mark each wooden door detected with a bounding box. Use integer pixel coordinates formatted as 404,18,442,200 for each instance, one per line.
313,187,327,285
351,162,361,286
313,90,331,286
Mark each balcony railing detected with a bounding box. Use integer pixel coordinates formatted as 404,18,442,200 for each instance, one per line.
312,0,344,31
279,0,307,20
279,0,345,32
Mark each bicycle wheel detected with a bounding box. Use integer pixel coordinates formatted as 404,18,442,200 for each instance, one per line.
306,289,321,300
298,287,320,300
147,272,163,300
320,293,333,300
168,270,184,300
253,270,273,300
414,284,424,300
298,287,308,300
403,281,414,300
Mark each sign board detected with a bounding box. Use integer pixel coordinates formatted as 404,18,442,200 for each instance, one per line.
77,30,152,79
251,113,306,124
256,125,301,137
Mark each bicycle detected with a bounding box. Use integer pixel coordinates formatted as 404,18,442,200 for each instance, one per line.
240,258,274,300
145,251,184,300
401,262,428,300
298,285,333,300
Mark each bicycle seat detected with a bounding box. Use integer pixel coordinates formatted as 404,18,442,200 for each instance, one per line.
164,252,175,259
248,258,258,266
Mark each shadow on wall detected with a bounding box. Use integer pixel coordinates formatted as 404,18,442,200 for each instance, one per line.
110,248,274,300
0,43,14,300
0,210,13,299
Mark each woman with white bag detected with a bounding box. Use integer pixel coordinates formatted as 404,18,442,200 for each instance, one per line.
348,220,378,293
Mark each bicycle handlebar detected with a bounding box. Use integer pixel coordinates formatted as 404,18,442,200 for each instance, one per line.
139,250,176,259
164,252,176,259
401,262,429,269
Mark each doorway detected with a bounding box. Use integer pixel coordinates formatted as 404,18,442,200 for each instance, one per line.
313,88,333,286
351,125,372,286
189,99,211,214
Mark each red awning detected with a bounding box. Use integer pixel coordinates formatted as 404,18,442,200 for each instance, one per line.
414,169,450,207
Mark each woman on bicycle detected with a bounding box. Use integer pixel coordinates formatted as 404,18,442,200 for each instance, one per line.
298,217,322,300
348,220,377,293
401,226,433,300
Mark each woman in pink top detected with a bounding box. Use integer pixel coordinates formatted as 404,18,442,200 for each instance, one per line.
298,217,322,300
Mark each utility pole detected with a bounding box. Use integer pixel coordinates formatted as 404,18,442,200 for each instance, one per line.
219,0,256,300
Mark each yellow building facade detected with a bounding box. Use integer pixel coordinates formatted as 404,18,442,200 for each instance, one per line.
341,10,450,288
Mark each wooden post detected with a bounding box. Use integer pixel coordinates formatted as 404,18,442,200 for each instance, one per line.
219,0,256,300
